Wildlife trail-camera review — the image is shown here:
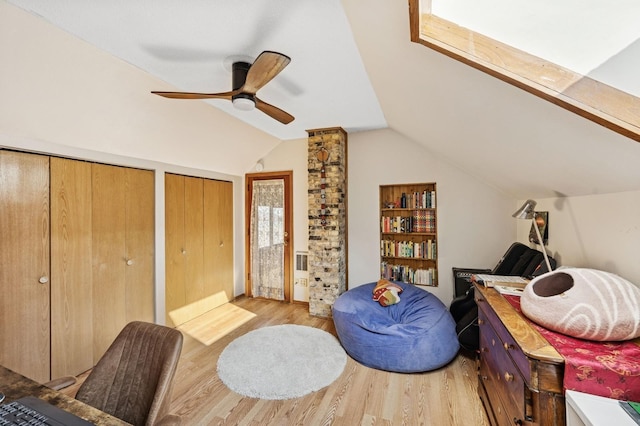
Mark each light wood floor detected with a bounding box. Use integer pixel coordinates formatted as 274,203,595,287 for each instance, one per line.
66,296,489,425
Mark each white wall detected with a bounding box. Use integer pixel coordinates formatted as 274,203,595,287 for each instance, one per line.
0,3,281,323
517,192,640,286
347,129,515,303
263,129,640,305
262,128,516,304
0,2,281,176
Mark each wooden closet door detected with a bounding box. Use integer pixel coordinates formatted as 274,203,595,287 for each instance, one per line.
91,163,127,361
166,175,206,327
165,174,233,327
165,173,186,326
204,179,234,305
91,164,154,361
50,157,93,378
0,150,50,382
124,167,154,324
184,176,205,308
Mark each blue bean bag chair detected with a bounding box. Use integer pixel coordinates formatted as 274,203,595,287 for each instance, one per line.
332,281,459,373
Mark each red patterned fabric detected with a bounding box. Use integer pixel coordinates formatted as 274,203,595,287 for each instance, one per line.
504,295,640,401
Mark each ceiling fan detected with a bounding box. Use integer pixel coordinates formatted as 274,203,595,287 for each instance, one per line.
152,51,294,124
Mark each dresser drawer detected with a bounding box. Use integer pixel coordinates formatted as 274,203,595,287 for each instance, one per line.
477,290,531,384
474,284,566,426
479,306,528,424
479,377,515,426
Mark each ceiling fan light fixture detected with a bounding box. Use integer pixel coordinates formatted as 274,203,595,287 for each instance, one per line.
151,51,293,123
232,96,255,111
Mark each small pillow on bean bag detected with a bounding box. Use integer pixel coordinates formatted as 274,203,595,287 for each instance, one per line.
372,279,403,306
521,268,640,341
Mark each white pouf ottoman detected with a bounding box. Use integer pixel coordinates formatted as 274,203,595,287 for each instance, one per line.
521,268,640,341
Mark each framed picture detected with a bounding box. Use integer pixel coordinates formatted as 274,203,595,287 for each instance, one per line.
529,211,549,245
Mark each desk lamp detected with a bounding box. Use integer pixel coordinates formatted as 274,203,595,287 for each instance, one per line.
512,199,553,273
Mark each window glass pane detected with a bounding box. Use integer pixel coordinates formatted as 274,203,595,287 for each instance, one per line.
272,207,284,244
257,205,271,248
430,0,640,96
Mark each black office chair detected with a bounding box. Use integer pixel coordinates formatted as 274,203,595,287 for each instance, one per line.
449,242,557,351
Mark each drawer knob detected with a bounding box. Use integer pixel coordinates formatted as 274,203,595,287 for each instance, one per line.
503,343,514,350
513,418,523,425
478,319,485,325
504,372,514,382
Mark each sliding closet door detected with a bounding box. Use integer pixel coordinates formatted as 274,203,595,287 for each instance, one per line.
0,150,50,382
92,163,154,362
124,167,155,324
0,152,154,378
92,163,127,359
165,173,186,326
165,173,234,327
165,174,206,326
50,157,93,378
204,179,234,303
184,176,205,314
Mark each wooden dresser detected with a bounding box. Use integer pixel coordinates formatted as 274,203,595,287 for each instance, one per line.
475,283,566,425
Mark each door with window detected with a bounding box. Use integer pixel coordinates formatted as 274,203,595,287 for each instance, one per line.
245,172,292,301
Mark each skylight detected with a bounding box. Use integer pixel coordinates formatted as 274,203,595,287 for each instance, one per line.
431,0,640,97
411,0,640,142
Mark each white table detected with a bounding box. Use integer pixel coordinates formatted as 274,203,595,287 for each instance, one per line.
566,390,639,426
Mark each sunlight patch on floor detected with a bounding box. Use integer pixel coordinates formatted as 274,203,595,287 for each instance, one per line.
168,291,232,327
177,303,257,346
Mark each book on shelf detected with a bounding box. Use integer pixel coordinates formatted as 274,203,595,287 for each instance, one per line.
380,239,437,260
380,262,436,286
399,190,436,209
472,274,529,288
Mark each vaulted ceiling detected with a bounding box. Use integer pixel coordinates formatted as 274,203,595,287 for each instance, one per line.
6,0,640,200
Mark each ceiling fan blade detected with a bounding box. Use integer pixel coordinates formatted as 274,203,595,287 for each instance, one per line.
243,51,291,94
151,89,239,100
255,97,294,124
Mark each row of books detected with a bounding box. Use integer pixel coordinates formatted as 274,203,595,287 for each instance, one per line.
380,262,437,286
381,211,436,233
397,190,436,209
380,239,436,259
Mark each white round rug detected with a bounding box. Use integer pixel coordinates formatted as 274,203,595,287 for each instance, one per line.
217,324,347,400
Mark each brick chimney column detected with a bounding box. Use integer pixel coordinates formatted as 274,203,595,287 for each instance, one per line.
307,128,348,317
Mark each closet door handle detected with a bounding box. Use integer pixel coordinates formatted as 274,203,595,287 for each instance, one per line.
126,259,134,266
39,276,49,284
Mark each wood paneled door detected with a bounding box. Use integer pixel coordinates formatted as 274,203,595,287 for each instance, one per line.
50,157,93,379
203,179,234,304
0,149,155,381
91,163,155,363
0,150,51,383
165,173,234,327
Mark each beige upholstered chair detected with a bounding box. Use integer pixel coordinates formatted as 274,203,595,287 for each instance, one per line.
74,321,183,426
